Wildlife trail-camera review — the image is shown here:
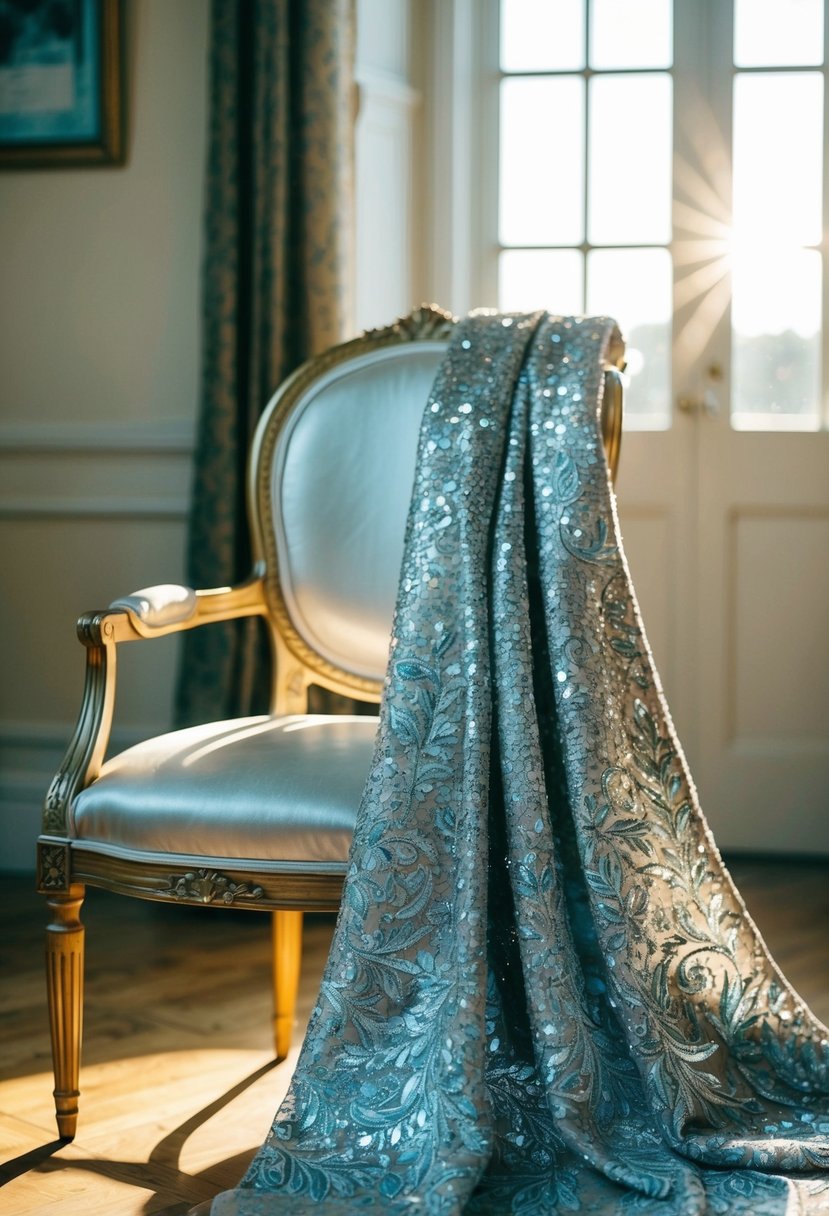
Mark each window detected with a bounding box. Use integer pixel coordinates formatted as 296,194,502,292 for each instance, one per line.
494,0,826,431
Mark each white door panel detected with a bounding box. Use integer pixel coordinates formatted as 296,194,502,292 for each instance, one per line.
614,429,697,759
696,421,829,850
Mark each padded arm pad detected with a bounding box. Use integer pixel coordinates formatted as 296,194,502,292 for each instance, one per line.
109,583,198,628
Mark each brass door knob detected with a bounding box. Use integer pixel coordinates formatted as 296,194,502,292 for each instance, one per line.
678,364,722,416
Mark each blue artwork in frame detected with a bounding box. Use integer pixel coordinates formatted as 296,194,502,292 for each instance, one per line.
0,0,123,167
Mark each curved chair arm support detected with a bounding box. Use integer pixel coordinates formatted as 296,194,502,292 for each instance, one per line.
42,574,269,835
43,611,120,835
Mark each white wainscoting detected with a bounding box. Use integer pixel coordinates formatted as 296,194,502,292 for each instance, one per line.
0,0,210,873
0,424,193,871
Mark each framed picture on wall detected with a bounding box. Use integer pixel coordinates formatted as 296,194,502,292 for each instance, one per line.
0,0,124,168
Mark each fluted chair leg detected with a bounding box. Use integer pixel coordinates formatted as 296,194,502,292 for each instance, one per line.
272,910,303,1060
45,884,85,1140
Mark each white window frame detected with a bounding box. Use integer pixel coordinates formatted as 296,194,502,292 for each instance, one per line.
423,0,829,431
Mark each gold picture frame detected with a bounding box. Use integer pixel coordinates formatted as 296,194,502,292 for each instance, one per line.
0,0,124,169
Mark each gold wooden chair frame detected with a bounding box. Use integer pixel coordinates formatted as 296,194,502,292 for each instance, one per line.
36,306,625,1140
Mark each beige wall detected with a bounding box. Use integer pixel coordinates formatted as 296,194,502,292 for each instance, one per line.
0,1,210,869
0,0,422,872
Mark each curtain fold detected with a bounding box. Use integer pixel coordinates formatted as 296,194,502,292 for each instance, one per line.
176,0,355,726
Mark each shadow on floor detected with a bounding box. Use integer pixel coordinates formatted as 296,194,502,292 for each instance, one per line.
0,1057,278,1212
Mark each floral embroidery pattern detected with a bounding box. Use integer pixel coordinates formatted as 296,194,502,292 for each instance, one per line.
211,314,829,1215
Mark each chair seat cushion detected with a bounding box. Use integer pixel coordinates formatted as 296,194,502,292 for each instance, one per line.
69,715,379,869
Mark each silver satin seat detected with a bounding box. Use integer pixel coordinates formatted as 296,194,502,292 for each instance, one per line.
71,716,378,866
36,306,625,1141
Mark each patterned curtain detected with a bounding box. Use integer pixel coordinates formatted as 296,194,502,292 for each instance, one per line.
176,0,356,726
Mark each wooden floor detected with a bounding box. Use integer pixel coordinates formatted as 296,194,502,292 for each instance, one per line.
1,859,828,1215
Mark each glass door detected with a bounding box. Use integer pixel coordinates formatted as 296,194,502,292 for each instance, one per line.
489,0,829,850
492,0,696,753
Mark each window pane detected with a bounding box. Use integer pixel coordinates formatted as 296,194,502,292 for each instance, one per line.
735,0,823,66
733,73,823,247
589,75,672,245
500,77,585,246
587,248,672,428
590,0,672,68
501,0,585,72
731,248,821,429
499,249,584,316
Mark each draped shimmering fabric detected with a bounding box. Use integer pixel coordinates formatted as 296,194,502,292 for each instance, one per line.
211,313,829,1214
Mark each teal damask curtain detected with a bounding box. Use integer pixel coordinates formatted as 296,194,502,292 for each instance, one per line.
176,0,355,726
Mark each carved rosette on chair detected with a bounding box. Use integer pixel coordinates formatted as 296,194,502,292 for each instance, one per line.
36,306,625,1139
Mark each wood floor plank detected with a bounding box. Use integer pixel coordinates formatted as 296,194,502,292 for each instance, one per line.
1,861,828,1213
0,1111,214,1213
0,879,328,1212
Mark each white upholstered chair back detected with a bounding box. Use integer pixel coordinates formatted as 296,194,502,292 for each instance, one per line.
249,313,457,711
266,344,443,678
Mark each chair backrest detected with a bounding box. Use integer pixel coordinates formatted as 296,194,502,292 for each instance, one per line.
248,306,624,711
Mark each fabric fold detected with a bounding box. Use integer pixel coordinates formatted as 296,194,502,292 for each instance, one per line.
210,312,829,1215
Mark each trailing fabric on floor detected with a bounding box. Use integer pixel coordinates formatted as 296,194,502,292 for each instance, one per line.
210,312,829,1214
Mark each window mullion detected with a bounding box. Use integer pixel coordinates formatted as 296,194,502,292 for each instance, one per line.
672,0,733,403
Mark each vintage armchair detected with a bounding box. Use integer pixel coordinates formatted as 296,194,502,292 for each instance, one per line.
36,305,625,1140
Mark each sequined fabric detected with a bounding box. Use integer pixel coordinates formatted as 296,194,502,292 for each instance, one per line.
210,313,829,1214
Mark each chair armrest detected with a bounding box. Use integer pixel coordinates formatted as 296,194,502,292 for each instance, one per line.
42,574,269,836
109,583,197,628
94,574,268,643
